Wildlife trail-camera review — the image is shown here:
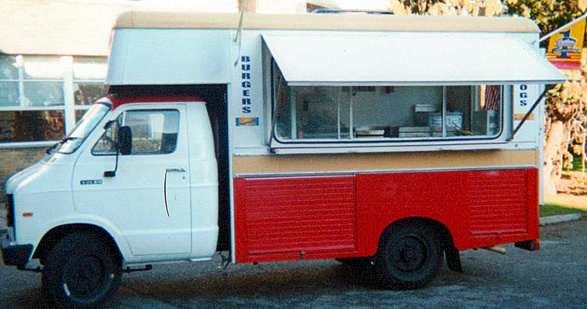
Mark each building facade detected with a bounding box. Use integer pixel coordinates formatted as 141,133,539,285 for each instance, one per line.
0,0,142,148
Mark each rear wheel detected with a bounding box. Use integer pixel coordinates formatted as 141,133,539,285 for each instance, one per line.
42,232,122,309
374,224,443,290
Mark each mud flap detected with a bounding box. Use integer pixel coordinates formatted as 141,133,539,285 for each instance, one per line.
445,242,462,273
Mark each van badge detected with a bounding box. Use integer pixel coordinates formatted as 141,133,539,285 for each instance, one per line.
80,180,103,185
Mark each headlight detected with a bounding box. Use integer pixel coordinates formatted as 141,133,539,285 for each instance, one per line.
5,194,14,228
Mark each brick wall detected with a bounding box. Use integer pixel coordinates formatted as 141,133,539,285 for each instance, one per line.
0,148,46,202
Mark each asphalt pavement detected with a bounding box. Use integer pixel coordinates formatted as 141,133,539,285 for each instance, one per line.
1,205,586,309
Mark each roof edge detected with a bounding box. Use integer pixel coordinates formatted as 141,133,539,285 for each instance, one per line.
115,11,540,33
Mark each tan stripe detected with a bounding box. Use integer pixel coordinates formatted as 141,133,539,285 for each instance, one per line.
116,11,539,33
233,150,538,175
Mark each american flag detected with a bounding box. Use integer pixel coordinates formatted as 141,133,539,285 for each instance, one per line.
484,85,501,111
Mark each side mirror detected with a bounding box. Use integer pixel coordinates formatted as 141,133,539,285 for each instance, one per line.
104,120,118,130
118,126,132,155
103,122,131,177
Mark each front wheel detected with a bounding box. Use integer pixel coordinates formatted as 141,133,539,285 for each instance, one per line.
374,224,443,290
42,232,122,309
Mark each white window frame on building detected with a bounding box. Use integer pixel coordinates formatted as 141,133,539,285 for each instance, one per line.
0,54,107,148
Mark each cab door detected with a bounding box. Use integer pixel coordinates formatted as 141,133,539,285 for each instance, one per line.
72,105,191,258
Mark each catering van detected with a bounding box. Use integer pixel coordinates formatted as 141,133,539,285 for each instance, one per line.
1,11,566,308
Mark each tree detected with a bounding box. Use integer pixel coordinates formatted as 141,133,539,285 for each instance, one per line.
504,0,587,195
389,0,503,16
504,0,586,37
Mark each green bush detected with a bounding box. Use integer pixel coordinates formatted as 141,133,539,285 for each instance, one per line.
540,204,584,217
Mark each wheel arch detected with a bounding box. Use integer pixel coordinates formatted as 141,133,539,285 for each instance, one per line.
33,224,123,264
378,217,461,272
379,217,451,244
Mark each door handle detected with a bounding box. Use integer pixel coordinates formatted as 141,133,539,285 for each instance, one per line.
166,167,186,173
163,167,186,217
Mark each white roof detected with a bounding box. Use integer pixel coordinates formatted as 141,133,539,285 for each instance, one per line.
116,11,540,33
263,32,567,86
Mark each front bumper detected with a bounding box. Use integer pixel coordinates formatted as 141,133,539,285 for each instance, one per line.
1,229,33,268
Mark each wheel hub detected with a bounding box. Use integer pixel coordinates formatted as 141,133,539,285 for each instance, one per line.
64,255,104,297
395,235,427,272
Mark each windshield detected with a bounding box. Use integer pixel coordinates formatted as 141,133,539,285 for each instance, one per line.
52,103,111,154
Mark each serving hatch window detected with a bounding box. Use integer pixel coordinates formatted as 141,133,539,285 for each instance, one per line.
273,76,502,142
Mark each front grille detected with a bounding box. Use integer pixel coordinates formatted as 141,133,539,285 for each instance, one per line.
5,194,14,227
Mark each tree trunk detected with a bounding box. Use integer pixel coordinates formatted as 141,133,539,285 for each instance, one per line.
543,121,566,196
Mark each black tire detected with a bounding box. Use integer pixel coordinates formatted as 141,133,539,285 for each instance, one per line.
335,257,373,268
374,223,443,290
42,232,122,309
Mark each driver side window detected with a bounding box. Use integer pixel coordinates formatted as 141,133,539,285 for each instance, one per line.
92,109,180,156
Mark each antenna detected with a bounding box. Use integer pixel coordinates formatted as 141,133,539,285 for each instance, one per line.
233,0,248,66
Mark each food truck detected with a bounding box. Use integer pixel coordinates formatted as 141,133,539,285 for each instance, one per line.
1,11,567,308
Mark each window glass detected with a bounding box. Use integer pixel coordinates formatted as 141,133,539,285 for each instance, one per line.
0,81,19,107
56,103,110,154
0,55,65,107
277,86,347,139
0,55,107,145
73,57,107,80
73,57,107,106
22,56,63,80
274,83,502,142
0,55,18,80
475,85,501,136
0,110,65,142
74,82,104,105
75,109,89,122
125,110,180,154
93,110,180,155
21,81,64,107
92,119,119,155
0,81,65,107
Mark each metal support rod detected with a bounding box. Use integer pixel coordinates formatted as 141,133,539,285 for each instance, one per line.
349,86,354,139
442,86,447,137
508,88,548,142
269,66,286,150
337,88,341,139
482,245,507,255
290,86,297,139
539,13,587,43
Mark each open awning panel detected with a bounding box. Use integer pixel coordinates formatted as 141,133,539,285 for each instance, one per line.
262,32,567,86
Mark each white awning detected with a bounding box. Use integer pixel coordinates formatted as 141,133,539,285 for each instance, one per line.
262,32,567,86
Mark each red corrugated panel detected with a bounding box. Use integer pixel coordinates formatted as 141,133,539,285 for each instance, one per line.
234,168,539,262
469,169,528,234
235,175,357,261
